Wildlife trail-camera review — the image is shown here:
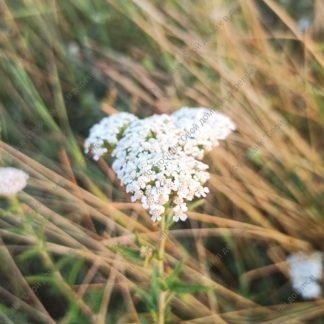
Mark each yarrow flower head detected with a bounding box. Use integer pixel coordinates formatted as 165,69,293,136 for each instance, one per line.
0,167,29,197
287,251,323,299
85,108,235,222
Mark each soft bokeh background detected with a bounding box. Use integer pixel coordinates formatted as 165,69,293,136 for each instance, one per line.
0,0,323,323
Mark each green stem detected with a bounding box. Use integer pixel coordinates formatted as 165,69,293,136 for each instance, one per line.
158,214,167,324
7,195,21,212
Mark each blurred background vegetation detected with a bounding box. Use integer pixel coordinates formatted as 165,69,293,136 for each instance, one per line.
0,0,323,323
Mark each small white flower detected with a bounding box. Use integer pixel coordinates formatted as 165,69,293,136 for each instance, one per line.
0,167,29,197
298,18,311,33
287,251,323,299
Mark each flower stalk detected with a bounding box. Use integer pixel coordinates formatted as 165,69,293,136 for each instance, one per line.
158,214,167,324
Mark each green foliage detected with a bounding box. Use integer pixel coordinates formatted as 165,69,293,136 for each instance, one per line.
111,244,142,264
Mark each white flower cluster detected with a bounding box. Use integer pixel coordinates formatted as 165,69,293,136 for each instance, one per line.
0,167,29,197
112,115,211,221
84,112,137,160
172,107,236,159
85,108,235,222
287,251,323,299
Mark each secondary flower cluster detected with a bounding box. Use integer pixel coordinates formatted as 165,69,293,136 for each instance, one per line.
85,108,235,222
287,251,323,299
173,107,236,159
0,167,29,196
84,112,137,161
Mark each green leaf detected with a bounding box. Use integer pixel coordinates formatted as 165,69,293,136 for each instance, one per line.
17,245,42,262
85,289,103,313
67,259,84,285
134,231,145,248
165,261,183,287
168,281,209,294
188,199,205,211
133,267,160,312
112,244,141,263
133,286,156,310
